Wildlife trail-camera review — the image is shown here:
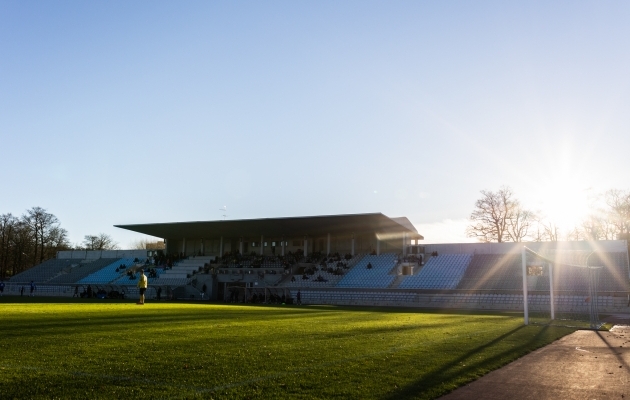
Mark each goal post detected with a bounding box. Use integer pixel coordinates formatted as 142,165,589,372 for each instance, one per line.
522,246,528,325
522,246,602,329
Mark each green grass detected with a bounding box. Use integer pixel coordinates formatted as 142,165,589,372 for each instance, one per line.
0,298,576,399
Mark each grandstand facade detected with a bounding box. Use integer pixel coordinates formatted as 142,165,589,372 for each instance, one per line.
116,213,422,257
5,213,630,319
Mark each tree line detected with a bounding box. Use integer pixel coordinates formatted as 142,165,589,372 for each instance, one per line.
0,207,119,279
466,187,630,243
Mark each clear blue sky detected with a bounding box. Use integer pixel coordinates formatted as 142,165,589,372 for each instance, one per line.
1,1,629,247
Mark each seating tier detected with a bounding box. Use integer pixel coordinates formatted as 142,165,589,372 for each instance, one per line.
399,254,472,289
336,254,397,288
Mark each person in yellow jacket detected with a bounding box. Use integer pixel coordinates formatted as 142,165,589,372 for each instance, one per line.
137,269,148,305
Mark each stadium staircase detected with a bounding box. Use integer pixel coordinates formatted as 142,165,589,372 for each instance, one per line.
388,275,406,288
145,256,212,287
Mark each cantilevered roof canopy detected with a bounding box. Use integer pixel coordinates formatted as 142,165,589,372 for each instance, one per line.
115,213,422,240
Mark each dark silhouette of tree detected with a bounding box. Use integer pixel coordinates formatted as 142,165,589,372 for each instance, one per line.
82,233,119,250
0,208,70,279
466,187,534,243
605,189,630,239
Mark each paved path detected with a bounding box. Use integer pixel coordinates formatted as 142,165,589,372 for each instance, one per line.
441,325,630,399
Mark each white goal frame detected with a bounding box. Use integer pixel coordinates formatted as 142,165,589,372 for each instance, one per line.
522,246,602,328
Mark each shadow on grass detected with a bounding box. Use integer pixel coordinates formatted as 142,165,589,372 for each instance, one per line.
381,325,562,400
0,297,524,321
1,309,469,343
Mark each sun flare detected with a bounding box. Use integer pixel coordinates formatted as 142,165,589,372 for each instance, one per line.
527,175,592,232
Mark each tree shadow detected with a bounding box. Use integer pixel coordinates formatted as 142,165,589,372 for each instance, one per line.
381,325,556,400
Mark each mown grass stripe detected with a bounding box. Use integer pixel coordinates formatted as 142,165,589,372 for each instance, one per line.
0,300,575,399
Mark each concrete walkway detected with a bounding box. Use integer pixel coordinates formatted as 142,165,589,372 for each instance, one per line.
441,325,630,399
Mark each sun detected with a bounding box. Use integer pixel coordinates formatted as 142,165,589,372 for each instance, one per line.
526,175,592,232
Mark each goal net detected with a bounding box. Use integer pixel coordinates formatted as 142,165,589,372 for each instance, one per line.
522,246,603,329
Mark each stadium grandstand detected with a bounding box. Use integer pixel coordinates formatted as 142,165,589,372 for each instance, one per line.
5,213,630,325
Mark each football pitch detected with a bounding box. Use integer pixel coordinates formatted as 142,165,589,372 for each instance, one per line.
0,298,576,399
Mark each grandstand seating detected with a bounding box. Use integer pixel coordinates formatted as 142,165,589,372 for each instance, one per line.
291,289,622,312
281,254,361,288
8,244,628,314
47,258,118,284
110,257,204,287
77,258,135,284
158,258,205,280
112,267,165,285
149,274,190,287
399,254,472,289
456,254,523,290
9,258,80,283
224,256,284,268
159,258,203,286
336,254,397,288
594,252,630,292
531,252,629,293
287,269,344,288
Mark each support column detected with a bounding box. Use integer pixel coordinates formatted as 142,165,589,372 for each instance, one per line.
260,235,264,255
351,234,355,256
402,233,406,257
201,239,205,256
303,236,308,257
522,246,529,325
219,236,224,258
376,234,380,256
549,262,555,320
182,238,186,255
281,237,285,256
239,237,243,255
327,233,331,255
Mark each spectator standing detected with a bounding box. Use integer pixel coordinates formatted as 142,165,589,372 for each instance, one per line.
29,281,36,297
20,286,24,296
296,290,302,305
0,280,4,297
137,269,148,305
202,283,207,300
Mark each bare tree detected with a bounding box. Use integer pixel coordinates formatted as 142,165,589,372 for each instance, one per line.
507,207,536,242
82,233,119,250
130,239,165,250
22,207,70,265
605,189,630,239
0,214,18,279
573,214,618,241
10,219,35,277
530,215,561,242
0,209,70,278
130,239,149,250
542,221,561,241
466,186,519,243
